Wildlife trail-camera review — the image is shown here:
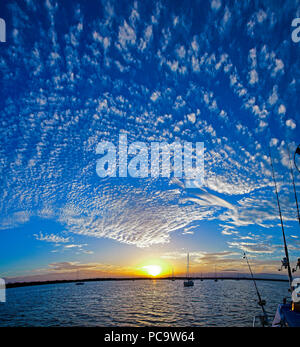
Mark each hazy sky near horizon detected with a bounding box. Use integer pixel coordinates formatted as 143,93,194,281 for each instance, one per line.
0,0,300,280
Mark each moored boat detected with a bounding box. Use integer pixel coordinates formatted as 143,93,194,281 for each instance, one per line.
184,253,194,287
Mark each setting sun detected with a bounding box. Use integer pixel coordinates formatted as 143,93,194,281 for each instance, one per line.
142,265,162,277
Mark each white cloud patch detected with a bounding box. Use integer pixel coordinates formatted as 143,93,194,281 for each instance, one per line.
249,69,258,85
187,112,196,124
150,91,161,102
228,241,277,254
34,232,70,243
278,104,286,115
118,20,136,49
211,0,222,11
286,119,296,129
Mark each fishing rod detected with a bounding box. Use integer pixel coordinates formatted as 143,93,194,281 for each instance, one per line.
286,144,300,226
269,148,293,290
243,253,268,326
294,145,300,174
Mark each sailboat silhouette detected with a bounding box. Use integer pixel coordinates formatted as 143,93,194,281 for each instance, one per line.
75,269,84,285
214,265,218,282
184,253,194,287
171,267,175,281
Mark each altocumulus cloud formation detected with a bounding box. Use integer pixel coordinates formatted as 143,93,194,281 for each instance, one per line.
0,0,299,270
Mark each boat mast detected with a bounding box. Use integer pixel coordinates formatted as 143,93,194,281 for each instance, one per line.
187,253,189,279
287,144,300,225
269,149,293,289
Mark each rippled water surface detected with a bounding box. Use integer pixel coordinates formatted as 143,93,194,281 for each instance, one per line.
0,279,290,326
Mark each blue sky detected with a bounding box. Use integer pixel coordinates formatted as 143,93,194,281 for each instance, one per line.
0,0,299,281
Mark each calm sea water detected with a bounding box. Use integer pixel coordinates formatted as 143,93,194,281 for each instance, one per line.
0,279,290,327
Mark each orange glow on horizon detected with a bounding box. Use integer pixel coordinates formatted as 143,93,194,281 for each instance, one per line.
142,265,162,277
136,258,171,277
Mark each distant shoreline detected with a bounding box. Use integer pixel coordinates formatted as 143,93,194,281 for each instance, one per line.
5,276,289,289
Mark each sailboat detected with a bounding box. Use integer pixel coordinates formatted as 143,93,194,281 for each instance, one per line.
214,265,218,282
75,269,85,285
171,267,175,281
184,253,194,287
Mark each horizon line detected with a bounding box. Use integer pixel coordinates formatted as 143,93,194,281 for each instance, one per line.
5,275,289,289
